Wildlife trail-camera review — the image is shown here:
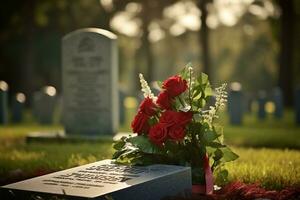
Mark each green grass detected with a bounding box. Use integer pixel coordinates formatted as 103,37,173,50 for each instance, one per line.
218,109,300,149
0,142,113,178
0,109,300,190
224,147,300,190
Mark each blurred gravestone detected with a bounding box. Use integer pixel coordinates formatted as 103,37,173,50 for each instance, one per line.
0,81,9,125
119,89,125,125
33,86,57,124
272,87,283,119
244,92,253,113
12,93,26,123
62,28,118,136
227,82,243,125
295,87,300,125
257,90,267,119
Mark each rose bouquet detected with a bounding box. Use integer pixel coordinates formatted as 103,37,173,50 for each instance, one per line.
113,65,238,194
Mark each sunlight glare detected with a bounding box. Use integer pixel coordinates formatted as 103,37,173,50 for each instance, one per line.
16,93,26,103
170,23,185,36
126,2,142,13
248,5,268,19
0,81,8,91
179,14,200,31
265,101,275,114
99,0,113,11
110,12,141,37
44,86,56,97
148,22,165,43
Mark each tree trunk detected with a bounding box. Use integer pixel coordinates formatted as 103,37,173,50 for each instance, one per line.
22,0,36,105
198,0,211,80
143,26,154,82
278,0,294,107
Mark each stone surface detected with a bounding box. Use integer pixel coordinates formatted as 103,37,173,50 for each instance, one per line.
0,81,9,124
11,93,26,123
2,160,191,200
228,82,244,125
26,131,113,143
257,90,267,119
272,87,283,119
32,86,57,124
62,28,118,136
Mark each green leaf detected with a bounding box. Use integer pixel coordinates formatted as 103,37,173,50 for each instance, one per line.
113,139,126,150
180,63,192,80
198,72,209,85
213,148,223,162
115,147,140,164
127,135,161,154
202,130,219,144
204,84,213,97
215,169,229,184
188,122,202,135
207,142,226,148
220,147,239,162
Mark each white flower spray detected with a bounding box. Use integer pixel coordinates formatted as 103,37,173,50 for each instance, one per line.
187,65,195,88
139,73,156,101
202,83,227,126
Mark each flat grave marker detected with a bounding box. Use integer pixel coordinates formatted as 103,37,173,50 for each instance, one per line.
1,160,191,200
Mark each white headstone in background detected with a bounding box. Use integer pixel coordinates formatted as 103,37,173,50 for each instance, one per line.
62,28,118,136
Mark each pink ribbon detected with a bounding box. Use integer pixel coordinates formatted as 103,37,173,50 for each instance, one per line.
191,154,214,195
203,154,214,194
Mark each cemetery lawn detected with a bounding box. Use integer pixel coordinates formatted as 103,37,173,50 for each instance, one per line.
0,110,300,190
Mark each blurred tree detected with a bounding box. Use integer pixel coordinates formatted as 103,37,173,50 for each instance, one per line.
108,0,178,83
197,0,212,79
0,0,111,102
277,0,296,107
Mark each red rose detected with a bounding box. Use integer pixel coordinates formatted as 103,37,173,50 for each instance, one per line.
162,75,188,97
156,91,173,110
131,112,150,134
173,111,193,126
160,110,193,127
139,97,157,116
169,126,186,141
148,123,168,146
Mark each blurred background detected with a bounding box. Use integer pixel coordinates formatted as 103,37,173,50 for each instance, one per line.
0,0,299,107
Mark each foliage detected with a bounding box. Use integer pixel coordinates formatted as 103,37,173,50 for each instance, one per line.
113,65,238,184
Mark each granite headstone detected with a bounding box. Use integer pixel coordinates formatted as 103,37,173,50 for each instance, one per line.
32,86,57,124
257,90,267,119
1,159,191,200
272,87,283,119
0,81,9,125
62,28,118,136
228,82,243,125
12,93,26,123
